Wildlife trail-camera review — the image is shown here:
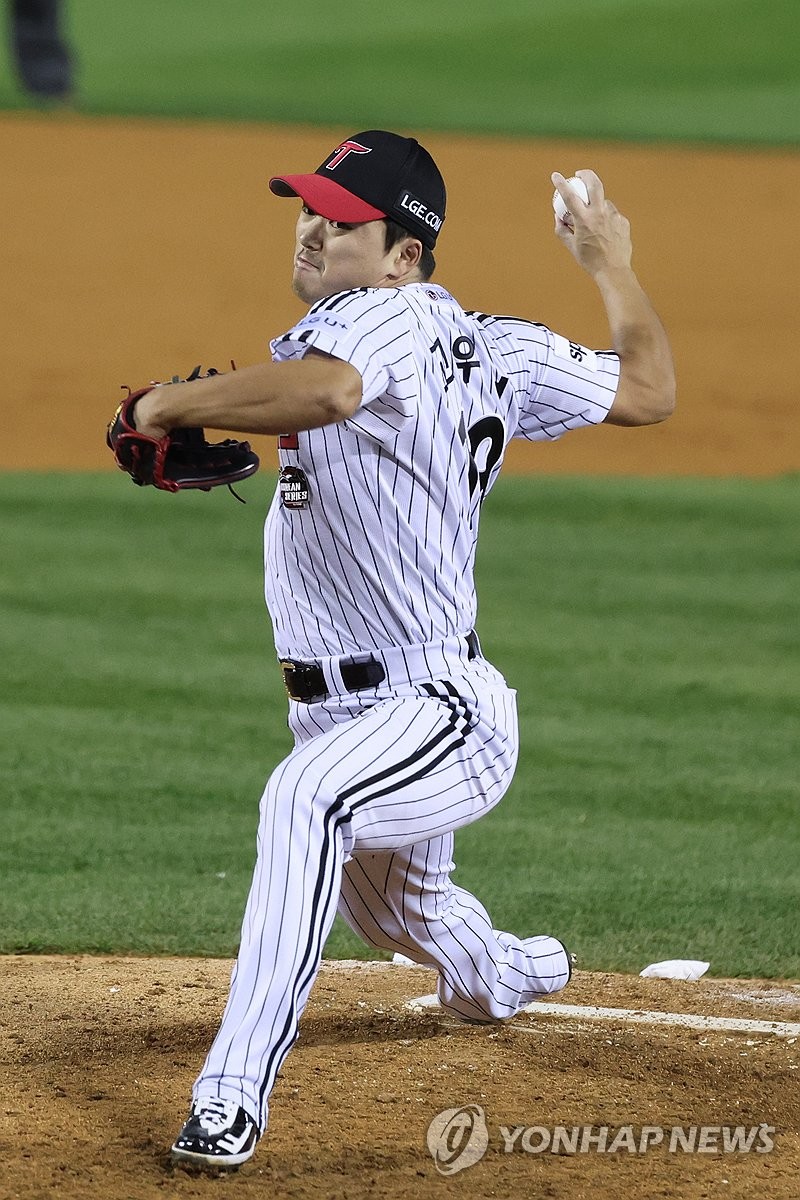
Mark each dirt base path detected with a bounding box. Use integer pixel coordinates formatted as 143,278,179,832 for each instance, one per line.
2,113,799,476
1,956,798,1200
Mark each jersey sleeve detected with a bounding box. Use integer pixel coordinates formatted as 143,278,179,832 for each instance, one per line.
497,319,621,442
269,288,415,424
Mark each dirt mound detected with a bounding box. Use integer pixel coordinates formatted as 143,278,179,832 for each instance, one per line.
2,955,798,1199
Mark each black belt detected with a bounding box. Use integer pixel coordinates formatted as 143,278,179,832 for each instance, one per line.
280,631,480,703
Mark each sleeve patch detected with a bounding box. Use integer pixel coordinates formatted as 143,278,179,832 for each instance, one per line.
289,312,351,335
552,332,599,373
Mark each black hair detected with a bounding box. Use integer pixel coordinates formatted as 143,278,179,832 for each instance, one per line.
383,218,436,281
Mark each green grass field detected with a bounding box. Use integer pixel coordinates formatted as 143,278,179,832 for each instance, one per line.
2,0,798,982
2,472,797,977
0,0,799,144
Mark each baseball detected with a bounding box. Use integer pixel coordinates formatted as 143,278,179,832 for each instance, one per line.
553,176,590,224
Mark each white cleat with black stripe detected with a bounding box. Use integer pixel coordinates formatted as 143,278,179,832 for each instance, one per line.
171,1098,258,1170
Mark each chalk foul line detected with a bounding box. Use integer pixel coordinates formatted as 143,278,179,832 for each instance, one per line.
405,994,800,1038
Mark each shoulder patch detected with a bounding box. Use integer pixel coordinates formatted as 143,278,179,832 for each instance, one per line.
552,332,598,372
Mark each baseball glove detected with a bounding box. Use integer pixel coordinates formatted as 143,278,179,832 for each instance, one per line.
107,365,259,495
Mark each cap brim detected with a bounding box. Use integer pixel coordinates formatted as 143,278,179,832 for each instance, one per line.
269,174,387,223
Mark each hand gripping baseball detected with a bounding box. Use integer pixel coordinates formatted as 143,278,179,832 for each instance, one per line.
107,365,260,495
551,170,633,279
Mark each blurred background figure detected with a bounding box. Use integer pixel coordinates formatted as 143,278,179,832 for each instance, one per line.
9,0,74,103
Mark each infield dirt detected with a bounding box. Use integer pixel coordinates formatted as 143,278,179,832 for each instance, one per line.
1,956,798,1200
2,116,799,1199
2,113,799,476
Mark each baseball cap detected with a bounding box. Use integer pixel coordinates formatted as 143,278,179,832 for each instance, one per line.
269,130,446,249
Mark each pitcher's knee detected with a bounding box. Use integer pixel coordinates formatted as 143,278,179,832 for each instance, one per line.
437,978,515,1024
435,937,573,1023
260,760,354,856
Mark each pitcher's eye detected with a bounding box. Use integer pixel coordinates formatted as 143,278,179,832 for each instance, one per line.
300,205,353,231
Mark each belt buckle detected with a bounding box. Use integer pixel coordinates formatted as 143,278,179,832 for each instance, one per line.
280,659,327,702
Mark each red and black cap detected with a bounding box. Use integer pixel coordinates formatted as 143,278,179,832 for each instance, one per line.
269,130,446,249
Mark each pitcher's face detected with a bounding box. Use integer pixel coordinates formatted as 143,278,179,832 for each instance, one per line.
292,207,398,304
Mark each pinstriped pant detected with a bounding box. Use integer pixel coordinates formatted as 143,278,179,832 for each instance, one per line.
193,657,570,1130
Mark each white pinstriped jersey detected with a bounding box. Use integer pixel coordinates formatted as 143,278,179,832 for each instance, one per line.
266,282,620,660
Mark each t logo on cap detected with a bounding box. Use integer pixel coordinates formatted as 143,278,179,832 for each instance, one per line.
326,141,372,171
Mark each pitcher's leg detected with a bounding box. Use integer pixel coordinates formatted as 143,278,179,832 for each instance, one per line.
340,838,571,1022
189,686,516,1135
192,750,349,1131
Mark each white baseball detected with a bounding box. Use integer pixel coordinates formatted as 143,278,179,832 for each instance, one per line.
553,176,590,224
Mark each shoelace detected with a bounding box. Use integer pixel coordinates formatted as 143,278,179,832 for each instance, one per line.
195,1098,236,1133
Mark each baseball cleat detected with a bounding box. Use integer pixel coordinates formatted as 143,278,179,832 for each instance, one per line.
171,1098,258,1170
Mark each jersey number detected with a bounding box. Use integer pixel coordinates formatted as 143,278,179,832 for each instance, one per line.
467,417,504,501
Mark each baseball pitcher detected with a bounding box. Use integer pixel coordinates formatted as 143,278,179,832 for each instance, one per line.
108,130,675,1169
